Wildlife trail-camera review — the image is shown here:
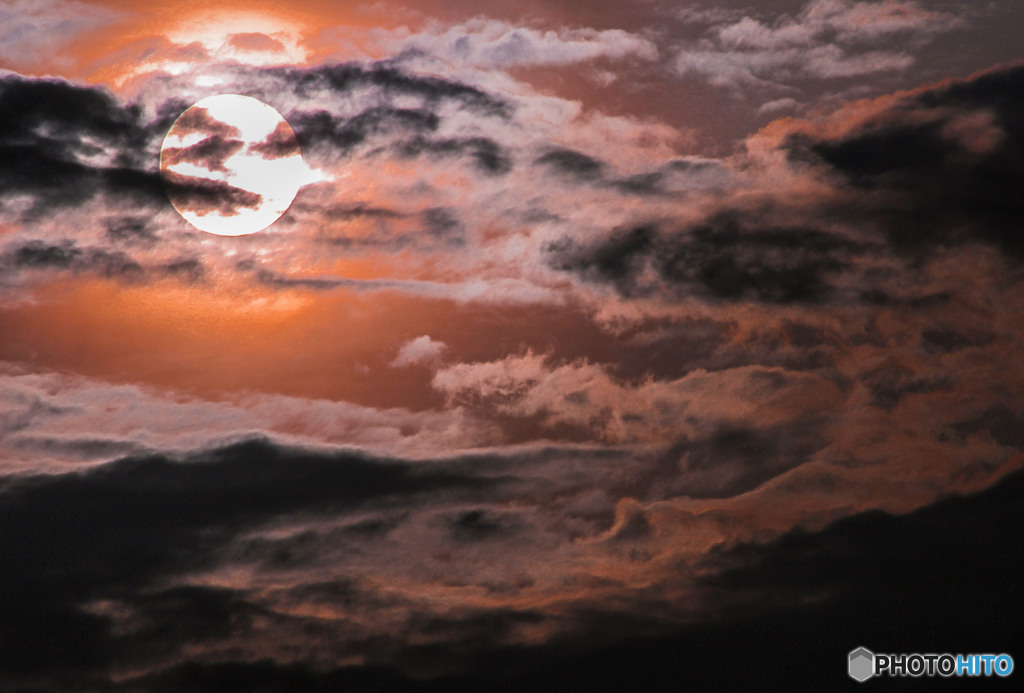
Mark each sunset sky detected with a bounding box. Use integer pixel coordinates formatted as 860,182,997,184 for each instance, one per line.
2,1,1023,690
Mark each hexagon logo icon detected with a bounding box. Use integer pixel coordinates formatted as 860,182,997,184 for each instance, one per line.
849,647,875,682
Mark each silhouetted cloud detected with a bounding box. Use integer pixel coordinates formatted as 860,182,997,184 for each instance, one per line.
0,76,169,216
161,135,246,172
292,106,441,154
0,437,500,683
276,63,514,120
398,135,512,175
251,119,301,159
535,148,606,182
79,468,1024,692
162,169,263,215
0,239,208,284
168,106,240,139
791,63,1024,257
549,217,868,304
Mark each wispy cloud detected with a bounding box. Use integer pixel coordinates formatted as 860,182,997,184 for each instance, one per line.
391,335,448,367
673,0,961,89
329,18,658,70
0,0,121,71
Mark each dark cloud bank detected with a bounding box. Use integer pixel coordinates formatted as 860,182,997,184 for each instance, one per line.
0,438,499,690
0,437,1019,691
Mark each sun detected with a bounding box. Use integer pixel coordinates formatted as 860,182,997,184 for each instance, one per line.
160,94,305,236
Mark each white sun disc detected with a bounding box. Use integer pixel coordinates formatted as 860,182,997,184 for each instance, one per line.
160,94,303,236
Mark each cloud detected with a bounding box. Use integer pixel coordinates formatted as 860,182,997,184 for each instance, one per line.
541,63,1024,319
532,148,732,197
0,368,505,474
160,460,1013,692
0,239,208,285
673,0,960,89
396,135,513,175
160,134,246,172
391,335,448,367
228,32,287,54
2,434,1015,689
790,63,1024,257
549,217,869,305
431,351,843,447
0,0,120,71
0,437,504,681
162,169,264,215
697,466,1024,658
167,105,241,139
0,75,167,218
286,105,441,166
270,63,515,121
535,148,606,182
333,18,658,70
251,119,301,159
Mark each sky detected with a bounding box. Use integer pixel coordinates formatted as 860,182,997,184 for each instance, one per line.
1,1,1022,690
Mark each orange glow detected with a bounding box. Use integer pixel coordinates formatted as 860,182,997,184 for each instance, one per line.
0,273,635,425
63,1,408,89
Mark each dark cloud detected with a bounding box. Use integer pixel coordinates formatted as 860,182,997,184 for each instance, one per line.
0,64,512,223
921,326,995,354
161,135,246,172
791,63,1024,257
292,106,440,154
544,62,1024,311
549,215,869,304
252,267,348,290
161,256,206,282
307,205,464,251
397,136,512,175
105,216,158,245
609,171,664,196
0,438,500,683
535,148,606,182
117,468,1024,692
162,169,263,216
290,102,511,180
535,152,729,196
12,239,82,268
422,207,464,244
446,508,510,540
953,405,1024,449
0,76,168,216
12,436,143,461
168,106,241,139
655,422,829,499
278,63,514,166
324,203,405,221
697,467,1024,661
3,239,156,283
3,236,205,284
277,63,514,119
251,119,301,159
0,75,143,151
862,361,953,411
